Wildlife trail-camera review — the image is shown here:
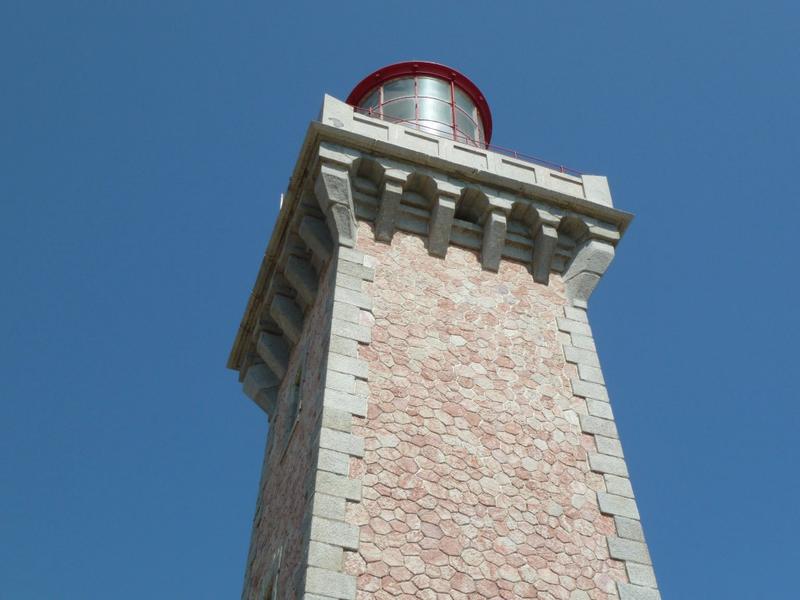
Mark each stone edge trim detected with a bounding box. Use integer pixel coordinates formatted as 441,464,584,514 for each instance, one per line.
302,243,375,599
558,305,662,600
238,159,373,599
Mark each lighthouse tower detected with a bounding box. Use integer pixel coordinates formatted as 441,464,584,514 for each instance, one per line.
228,62,661,600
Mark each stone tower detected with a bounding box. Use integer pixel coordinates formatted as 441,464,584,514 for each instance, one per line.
228,62,661,600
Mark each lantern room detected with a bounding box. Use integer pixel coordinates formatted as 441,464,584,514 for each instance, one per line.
346,61,493,146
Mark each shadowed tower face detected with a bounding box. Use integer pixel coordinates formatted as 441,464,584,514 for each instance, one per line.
228,62,661,600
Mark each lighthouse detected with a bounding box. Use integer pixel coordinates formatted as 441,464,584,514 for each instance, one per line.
228,61,660,600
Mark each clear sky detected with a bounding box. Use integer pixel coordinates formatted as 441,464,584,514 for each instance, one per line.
2,2,798,598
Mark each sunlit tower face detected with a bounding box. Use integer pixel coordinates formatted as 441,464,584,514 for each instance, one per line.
346,61,493,146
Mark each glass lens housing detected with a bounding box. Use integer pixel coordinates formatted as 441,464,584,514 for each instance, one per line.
383,78,414,101
417,77,450,101
358,90,380,111
357,76,484,145
381,98,415,122
455,109,477,141
418,98,452,126
455,87,475,113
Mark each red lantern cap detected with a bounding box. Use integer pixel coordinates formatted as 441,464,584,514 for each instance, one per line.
346,61,493,144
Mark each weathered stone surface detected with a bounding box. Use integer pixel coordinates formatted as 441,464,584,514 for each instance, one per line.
564,345,601,368
588,399,615,420
571,333,597,351
615,516,646,542
307,541,343,571
579,362,605,384
322,388,367,418
310,517,360,551
563,305,588,323
557,317,592,336
333,302,361,324
317,448,350,477
335,257,374,282
331,318,371,344
571,377,610,401
608,536,651,564
598,492,640,520
333,286,372,311
605,473,634,498
579,414,618,438
333,272,363,293
337,247,365,266
331,300,361,324
340,224,630,598
327,353,368,379
589,453,629,477
310,492,346,520
627,562,658,587
582,174,614,208
320,406,352,433
326,372,355,396
305,566,356,599
328,334,358,358
618,583,661,600
314,470,361,501
319,427,364,457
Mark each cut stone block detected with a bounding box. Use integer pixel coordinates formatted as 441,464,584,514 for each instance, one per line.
256,332,289,380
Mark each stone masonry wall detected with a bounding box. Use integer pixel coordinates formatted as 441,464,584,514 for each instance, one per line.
241,262,336,599
343,224,628,599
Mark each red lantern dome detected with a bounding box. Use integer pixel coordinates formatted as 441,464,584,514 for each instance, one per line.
346,61,493,146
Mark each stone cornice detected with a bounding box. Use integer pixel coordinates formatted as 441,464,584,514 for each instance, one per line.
317,95,633,230
228,96,634,374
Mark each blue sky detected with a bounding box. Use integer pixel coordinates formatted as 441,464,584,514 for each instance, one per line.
2,2,798,598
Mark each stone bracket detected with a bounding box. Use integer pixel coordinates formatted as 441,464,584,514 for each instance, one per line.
428,194,456,257
257,332,290,380
315,162,357,248
481,209,507,271
532,223,558,284
270,294,304,346
374,179,403,243
299,216,334,264
284,255,319,307
563,239,616,304
242,363,280,419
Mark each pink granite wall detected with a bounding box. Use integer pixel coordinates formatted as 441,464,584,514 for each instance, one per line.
241,263,335,599
344,225,627,599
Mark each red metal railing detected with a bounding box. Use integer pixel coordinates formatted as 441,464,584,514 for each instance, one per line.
352,106,581,177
